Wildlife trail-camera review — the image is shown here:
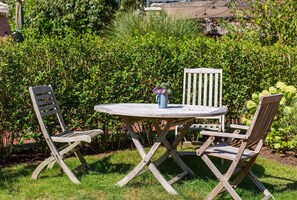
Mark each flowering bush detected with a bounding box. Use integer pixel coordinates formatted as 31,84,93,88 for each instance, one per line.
242,82,297,152
153,82,171,95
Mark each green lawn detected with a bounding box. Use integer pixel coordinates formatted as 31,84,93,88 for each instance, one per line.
0,147,296,200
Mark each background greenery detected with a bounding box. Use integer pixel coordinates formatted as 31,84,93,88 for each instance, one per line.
1,33,296,161
227,0,297,46
0,0,296,161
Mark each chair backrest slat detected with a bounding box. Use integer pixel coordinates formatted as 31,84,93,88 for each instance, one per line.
198,73,202,106
39,103,58,112
214,73,219,107
208,73,213,106
182,71,187,105
187,72,192,105
246,94,283,147
40,108,59,117
203,73,208,106
192,73,197,105
35,93,54,101
37,98,55,106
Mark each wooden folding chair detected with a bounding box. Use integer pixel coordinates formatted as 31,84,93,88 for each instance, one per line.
197,94,283,200
29,85,102,184
176,68,225,148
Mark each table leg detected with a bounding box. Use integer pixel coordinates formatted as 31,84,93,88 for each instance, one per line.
116,117,178,194
152,120,196,176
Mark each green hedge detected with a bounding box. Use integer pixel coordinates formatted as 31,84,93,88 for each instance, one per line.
0,34,296,159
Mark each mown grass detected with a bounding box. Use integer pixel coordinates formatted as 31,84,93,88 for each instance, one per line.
0,147,296,200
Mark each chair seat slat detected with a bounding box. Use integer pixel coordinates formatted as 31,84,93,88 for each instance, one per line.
205,143,258,160
52,129,103,143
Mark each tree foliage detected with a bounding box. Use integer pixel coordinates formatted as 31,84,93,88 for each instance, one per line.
228,0,297,46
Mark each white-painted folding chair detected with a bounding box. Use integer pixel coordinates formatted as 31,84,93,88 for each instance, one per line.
176,68,224,148
197,94,282,200
29,85,102,184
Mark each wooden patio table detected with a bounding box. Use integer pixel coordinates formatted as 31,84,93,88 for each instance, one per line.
94,103,227,195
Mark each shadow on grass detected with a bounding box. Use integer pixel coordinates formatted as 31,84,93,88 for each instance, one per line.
87,155,133,174
81,151,296,197
0,153,133,190
146,155,297,196
118,156,297,199
0,164,36,189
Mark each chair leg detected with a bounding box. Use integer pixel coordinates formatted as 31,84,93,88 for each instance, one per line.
225,157,274,199
201,154,241,200
33,153,80,184
175,126,184,150
248,171,274,200
33,142,81,184
231,157,257,188
47,160,57,169
57,157,81,184
74,149,88,166
231,157,274,199
73,150,89,172
47,142,81,169
47,142,87,170
32,156,56,179
33,160,80,185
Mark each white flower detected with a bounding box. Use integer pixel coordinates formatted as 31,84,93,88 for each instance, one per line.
246,100,257,109
252,93,259,101
276,82,286,89
242,117,251,125
283,106,292,114
284,85,297,94
269,86,277,94
276,82,287,92
280,97,286,105
259,90,270,97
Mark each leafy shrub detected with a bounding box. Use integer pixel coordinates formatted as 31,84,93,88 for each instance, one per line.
228,0,297,46
242,82,297,152
108,10,202,40
25,0,115,36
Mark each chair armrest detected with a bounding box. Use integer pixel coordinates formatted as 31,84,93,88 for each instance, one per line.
226,124,249,130
197,135,215,156
200,131,249,139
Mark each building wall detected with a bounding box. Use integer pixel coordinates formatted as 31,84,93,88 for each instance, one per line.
0,14,12,37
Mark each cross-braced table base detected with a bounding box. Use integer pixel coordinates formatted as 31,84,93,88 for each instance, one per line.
116,117,196,195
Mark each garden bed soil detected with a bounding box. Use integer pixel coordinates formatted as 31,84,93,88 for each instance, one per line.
259,146,297,167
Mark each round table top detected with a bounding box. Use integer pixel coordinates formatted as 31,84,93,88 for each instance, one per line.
94,103,227,119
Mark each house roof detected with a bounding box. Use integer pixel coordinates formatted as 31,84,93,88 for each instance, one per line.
149,0,249,19
0,2,9,14
0,2,11,37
